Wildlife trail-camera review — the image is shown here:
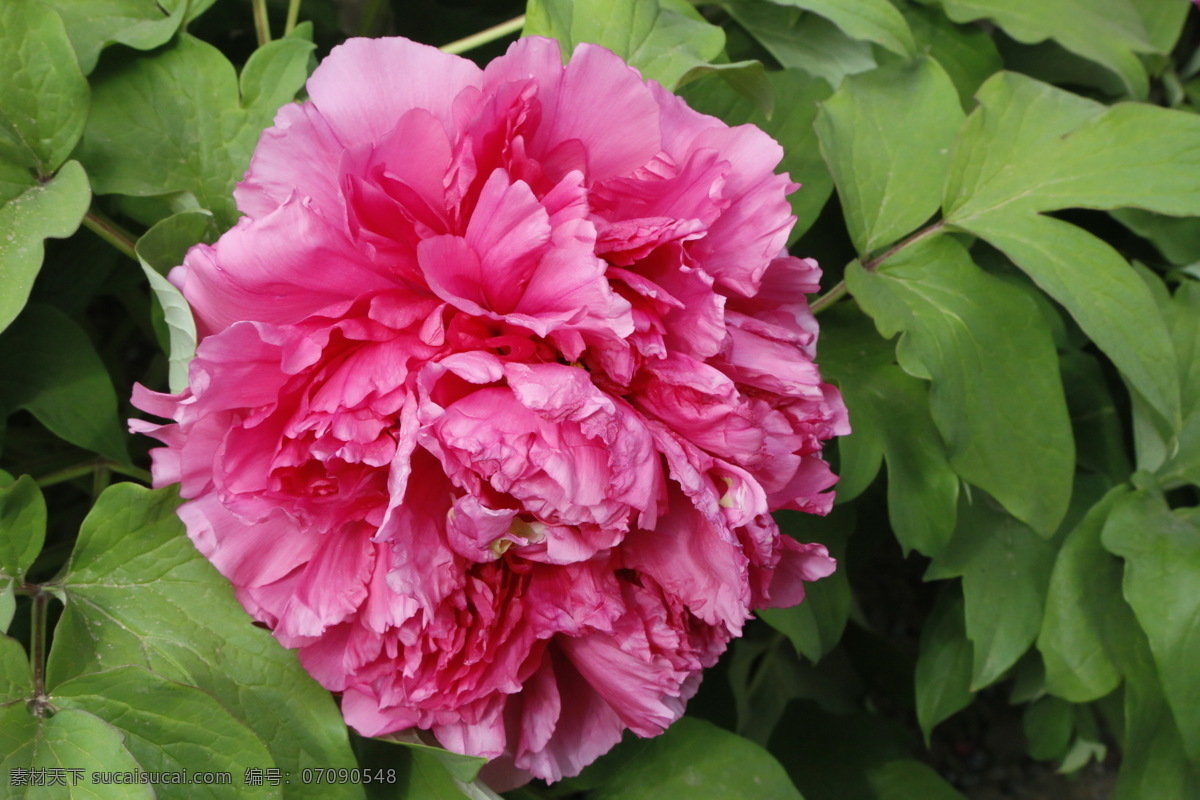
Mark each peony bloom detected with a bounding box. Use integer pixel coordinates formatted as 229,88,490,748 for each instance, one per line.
132,35,847,785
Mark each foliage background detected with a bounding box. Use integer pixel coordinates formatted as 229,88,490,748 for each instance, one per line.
2,0,1200,797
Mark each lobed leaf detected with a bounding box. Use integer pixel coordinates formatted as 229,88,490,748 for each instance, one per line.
0,633,30,703
1152,281,1200,487
914,590,972,741
765,0,916,58
928,0,1155,97
52,666,279,798
820,305,958,556
135,212,215,393
524,0,726,90
759,510,852,663
45,0,190,75
1102,490,1200,766
587,717,804,800
77,35,314,227
903,5,1001,109
723,2,876,90
1038,488,1133,703
0,0,89,175
0,476,46,631
943,72,1200,426
0,304,129,464
926,495,1058,690
847,235,1073,535
866,760,967,800
0,706,152,799
1109,624,1200,799
0,161,91,335
48,483,362,799
815,57,963,256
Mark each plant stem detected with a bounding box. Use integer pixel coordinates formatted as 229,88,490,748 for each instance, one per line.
30,588,50,716
810,281,847,315
252,0,271,46
37,460,152,489
284,0,301,35
356,0,387,36
860,219,946,272
441,15,526,55
810,220,947,315
82,210,137,261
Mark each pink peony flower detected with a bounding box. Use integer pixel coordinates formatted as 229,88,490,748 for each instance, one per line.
132,35,847,785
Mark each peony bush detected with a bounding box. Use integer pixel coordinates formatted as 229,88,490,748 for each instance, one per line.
4,1,1200,799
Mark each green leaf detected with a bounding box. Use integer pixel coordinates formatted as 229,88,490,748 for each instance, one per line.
238,37,318,120
759,509,852,663
1102,490,1200,765
0,0,89,174
1060,352,1132,484
914,590,972,741
903,4,1002,109
681,68,832,239
1,705,153,799
1039,488,1134,703
0,590,13,633
0,633,31,702
766,0,916,58
943,72,1200,425
1111,629,1200,799
727,636,811,746
78,35,314,227
48,483,362,800
1023,696,1074,761
930,0,1154,98
675,60,773,117
45,0,190,75
0,304,129,464
386,734,488,784
724,3,876,89
588,718,803,800
0,475,43,631
0,161,91,334
1112,208,1200,267
945,74,1200,223
927,494,1058,690
1154,281,1200,487
847,235,1073,535
135,212,215,393
52,665,278,798
1130,0,1189,55
816,57,962,256
523,0,726,90
820,305,958,555
866,760,967,800
0,475,45,582
965,213,1181,431
394,748,482,800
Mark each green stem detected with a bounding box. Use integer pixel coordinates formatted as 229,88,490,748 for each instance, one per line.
37,460,152,489
356,0,387,37
30,589,50,716
92,464,111,500
745,632,786,700
82,210,137,261
810,281,847,315
811,220,947,315
252,0,271,46
441,15,526,55
284,0,301,35
861,219,946,272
